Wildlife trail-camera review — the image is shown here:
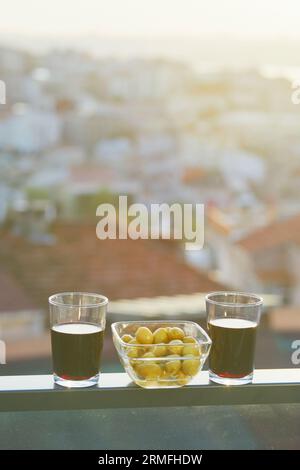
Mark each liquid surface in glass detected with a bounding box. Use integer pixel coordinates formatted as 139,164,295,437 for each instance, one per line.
208,318,257,378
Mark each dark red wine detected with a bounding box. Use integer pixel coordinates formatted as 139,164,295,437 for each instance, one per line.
208,318,257,378
51,322,104,381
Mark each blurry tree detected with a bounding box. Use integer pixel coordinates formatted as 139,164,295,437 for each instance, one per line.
74,189,133,221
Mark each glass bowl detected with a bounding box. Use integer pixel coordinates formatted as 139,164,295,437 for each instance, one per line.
111,320,212,388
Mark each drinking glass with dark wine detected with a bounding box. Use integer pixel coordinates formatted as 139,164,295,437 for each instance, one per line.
206,292,263,385
49,292,108,388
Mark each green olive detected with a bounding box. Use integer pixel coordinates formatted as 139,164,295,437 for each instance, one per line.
160,369,177,386
182,344,200,357
181,356,201,376
121,334,134,343
168,339,184,355
136,326,153,344
182,336,197,344
127,338,144,357
153,327,169,344
142,352,156,359
165,355,181,376
167,327,185,341
127,346,139,359
136,363,162,380
176,371,190,385
153,345,168,357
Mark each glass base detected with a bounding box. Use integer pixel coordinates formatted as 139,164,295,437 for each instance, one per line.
53,373,99,388
209,370,253,386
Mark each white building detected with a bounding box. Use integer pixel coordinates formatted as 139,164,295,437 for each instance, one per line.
94,138,133,170
0,106,62,153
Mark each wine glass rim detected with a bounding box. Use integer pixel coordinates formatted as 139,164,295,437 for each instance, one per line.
205,291,263,307
49,292,108,308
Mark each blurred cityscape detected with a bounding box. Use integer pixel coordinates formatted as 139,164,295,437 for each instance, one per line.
0,38,300,374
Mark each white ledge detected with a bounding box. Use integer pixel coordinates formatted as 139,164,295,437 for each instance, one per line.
0,369,299,412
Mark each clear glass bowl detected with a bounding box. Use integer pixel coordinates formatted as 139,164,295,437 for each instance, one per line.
111,320,212,389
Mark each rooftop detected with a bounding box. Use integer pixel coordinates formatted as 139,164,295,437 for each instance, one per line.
0,224,225,310
237,213,300,253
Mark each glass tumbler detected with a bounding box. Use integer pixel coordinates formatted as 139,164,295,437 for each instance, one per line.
49,292,108,388
206,292,263,385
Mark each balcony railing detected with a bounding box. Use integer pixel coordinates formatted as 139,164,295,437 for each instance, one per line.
0,369,300,449
0,369,299,412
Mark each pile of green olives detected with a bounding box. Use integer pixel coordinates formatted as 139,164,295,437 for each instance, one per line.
121,326,202,387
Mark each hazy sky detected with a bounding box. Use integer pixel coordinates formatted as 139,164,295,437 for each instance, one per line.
1,0,300,37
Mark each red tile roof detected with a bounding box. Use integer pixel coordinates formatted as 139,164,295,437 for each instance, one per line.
0,224,225,309
70,166,114,184
237,213,300,253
